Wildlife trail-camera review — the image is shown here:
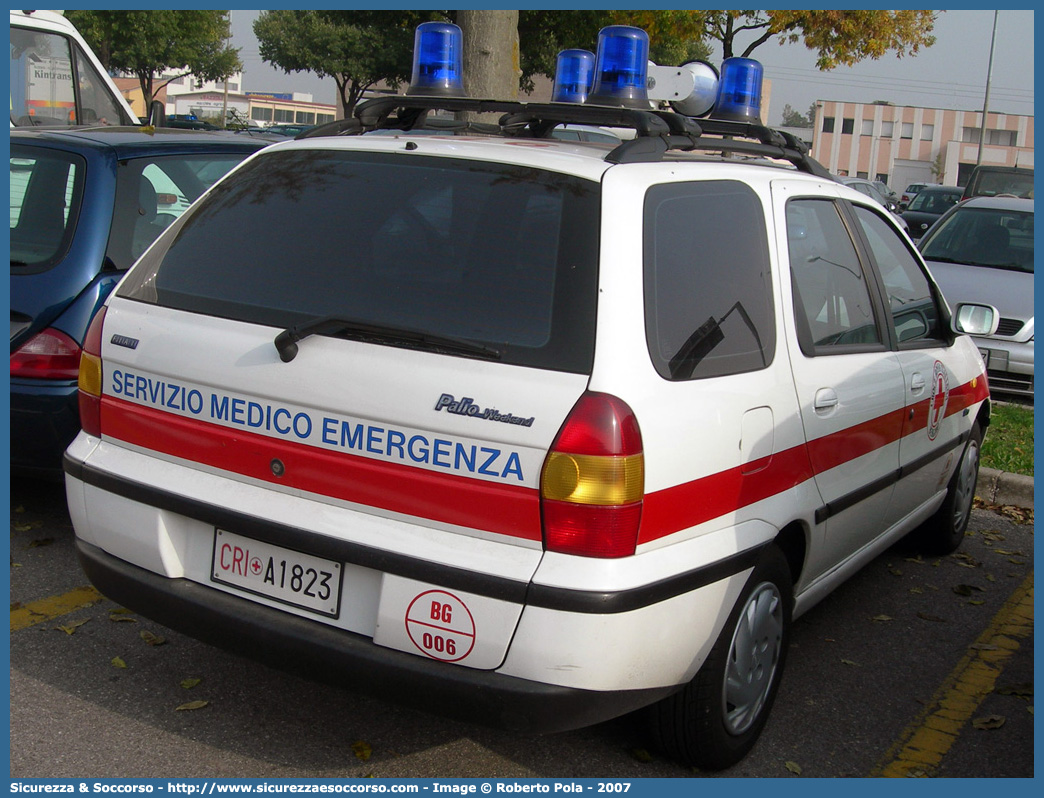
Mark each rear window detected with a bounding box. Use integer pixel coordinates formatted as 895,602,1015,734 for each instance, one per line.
9,144,85,273
119,150,601,374
643,180,775,380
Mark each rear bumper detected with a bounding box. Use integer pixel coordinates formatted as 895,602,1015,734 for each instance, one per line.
76,537,676,733
10,379,79,474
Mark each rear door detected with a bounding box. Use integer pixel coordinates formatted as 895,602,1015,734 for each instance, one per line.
774,181,906,579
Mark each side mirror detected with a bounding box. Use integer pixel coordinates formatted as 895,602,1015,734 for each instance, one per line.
146,100,166,127
952,303,999,336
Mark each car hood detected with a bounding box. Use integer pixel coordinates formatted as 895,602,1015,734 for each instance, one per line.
926,259,1034,322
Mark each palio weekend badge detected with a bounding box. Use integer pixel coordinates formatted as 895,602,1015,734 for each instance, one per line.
435,393,535,427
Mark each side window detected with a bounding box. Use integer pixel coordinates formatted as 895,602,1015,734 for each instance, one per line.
851,205,947,346
644,180,775,381
786,199,882,354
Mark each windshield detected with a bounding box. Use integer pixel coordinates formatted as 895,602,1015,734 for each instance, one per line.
920,206,1033,273
118,150,601,374
907,190,960,214
10,24,131,127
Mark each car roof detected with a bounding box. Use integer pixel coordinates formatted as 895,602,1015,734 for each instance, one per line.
957,195,1034,212
917,185,963,194
9,126,269,157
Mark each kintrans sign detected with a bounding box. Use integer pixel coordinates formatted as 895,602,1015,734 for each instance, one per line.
10,10,136,127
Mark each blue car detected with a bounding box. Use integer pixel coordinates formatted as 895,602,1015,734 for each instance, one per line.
10,127,269,475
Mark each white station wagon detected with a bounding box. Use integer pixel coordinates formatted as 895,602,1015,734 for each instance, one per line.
65,26,997,769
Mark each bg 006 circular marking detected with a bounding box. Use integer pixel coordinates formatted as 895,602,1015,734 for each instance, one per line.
405,590,476,662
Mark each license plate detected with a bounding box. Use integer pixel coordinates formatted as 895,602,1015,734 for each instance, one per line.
979,348,991,368
211,529,342,618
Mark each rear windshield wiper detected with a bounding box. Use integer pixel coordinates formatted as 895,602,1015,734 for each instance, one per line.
274,316,502,363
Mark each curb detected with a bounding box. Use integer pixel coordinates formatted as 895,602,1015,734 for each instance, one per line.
977,467,1034,510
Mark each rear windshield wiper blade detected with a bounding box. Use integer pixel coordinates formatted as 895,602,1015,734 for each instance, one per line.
274,316,502,363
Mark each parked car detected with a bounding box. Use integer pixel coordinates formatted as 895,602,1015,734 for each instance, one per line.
919,195,1034,398
961,165,1033,201
900,182,937,208
263,123,317,138
901,185,964,240
64,33,996,772
837,176,909,230
873,180,899,205
10,127,268,475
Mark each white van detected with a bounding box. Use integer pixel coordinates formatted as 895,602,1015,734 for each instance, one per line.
10,10,138,127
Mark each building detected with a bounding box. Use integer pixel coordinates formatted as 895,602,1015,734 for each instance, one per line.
811,100,1034,191
114,70,337,128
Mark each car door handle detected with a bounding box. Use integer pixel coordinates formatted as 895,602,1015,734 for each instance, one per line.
910,373,926,394
814,388,839,413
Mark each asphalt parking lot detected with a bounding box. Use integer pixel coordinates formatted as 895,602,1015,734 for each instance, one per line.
9,476,1034,779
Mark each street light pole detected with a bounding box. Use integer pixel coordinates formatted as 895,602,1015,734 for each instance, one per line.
975,10,998,167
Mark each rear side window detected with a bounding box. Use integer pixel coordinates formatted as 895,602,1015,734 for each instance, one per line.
119,150,601,374
9,145,85,273
644,180,775,380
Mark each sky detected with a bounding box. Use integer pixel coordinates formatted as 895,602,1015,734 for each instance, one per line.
228,9,1035,124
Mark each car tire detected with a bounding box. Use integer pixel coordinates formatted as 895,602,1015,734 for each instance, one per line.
913,421,983,555
644,544,792,770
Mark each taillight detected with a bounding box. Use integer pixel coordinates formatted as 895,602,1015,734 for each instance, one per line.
10,328,82,379
77,307,107,437
540,392,644,558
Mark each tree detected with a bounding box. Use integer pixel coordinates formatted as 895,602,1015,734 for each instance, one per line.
255,10,439,118
65,10,240,108
781,103,812,128
704,10,937,69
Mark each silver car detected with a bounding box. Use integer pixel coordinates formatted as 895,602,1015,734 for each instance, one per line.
920,196,1034,398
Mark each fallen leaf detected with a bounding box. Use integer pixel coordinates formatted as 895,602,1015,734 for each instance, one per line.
180,677,203,690
784,761,802,775
986,574,997,582
841,659,860,667
12,523,33,533
111,656,128,669
968,600,986,606
14,505,24,514
109,614,137,623
27,537,53,548
970,643,1000,651
630,748,653,763
175,700,209,711
917,612,946,623
352,740,372,761
888,566,903,576
140,630,166,646
993,550,1022,556
909,587,924,594
871,614,894,623
56,619,90,635
953,584,984,596
904,555,924,564
972,714,1006,730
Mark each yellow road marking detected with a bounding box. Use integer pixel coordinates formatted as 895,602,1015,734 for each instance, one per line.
10,585,105,631
871,571,1034,777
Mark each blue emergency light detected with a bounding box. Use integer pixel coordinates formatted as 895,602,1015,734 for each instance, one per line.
714,57,763,123
406,22,466,97
551,49,596,104
587,26,650,108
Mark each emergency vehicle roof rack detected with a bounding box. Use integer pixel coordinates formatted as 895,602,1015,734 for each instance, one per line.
298,95,830,178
